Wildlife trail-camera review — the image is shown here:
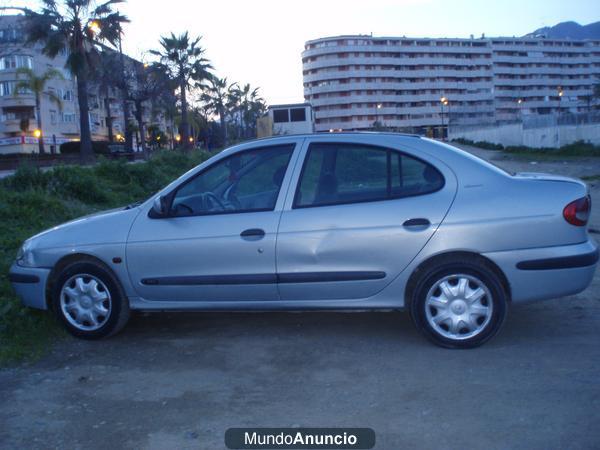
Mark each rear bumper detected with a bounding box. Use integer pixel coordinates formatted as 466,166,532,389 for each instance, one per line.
8,263,50,310
484,239,598,303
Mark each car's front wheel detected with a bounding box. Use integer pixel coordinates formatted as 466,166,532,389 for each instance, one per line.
410,256,508,348
52,260,130,339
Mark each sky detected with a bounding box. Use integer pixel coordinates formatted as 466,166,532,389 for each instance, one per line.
6,0,600,105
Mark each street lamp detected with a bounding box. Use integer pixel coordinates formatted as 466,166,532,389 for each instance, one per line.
89,20,101,34
557,86,564,116
440,96,449,140
375,103,383,129
33,129,42,138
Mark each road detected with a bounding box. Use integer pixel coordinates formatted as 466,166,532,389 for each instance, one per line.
1,146,599,450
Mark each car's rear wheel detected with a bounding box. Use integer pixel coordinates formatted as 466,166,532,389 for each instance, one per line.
409,256,508,348
52,260,130,339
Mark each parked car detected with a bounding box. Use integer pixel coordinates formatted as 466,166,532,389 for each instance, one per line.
9,133,598,348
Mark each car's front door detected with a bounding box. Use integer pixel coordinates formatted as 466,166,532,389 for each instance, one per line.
276,139,457,301
126,142,299,302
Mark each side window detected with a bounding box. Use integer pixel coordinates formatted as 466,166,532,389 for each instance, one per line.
295,143,443,208
390,151,444,197
171,144,294,216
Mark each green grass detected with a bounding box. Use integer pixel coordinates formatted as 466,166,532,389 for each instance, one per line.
453,139,600,159
0,150,210,365
581,174,600,182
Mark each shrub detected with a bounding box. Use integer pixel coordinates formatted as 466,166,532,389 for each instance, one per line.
0,149,211,364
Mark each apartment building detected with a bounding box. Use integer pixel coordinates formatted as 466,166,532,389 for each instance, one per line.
0,15,165,154
302,35,600,134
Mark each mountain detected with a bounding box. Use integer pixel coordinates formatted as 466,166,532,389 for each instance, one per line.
525,21,600,40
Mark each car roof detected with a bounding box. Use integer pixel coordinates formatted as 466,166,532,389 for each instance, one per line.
250,131,422,143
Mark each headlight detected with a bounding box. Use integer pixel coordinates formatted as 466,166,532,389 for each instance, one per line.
16,241,36,267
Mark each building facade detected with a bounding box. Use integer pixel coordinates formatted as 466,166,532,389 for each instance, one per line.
302,35,600,135
0,15,166,154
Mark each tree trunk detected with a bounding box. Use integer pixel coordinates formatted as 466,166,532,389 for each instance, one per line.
119,38,133,152
76,73,93,163
219,107,227,146
104,97,114,142
135,100,146,157
180,76,190,151
35,95,44,154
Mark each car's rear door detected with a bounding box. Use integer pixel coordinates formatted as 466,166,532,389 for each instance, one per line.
276,135,457,301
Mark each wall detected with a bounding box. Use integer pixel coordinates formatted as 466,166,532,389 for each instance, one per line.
449,113,600,148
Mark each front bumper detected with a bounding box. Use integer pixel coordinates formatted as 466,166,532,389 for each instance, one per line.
484,239,598,303
8,263,51,310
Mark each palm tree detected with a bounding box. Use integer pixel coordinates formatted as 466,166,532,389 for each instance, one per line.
201,76,232,145
150,32,212,150
91,51,122,143
128,63,172,156
231,83,266,139
14,67,63,154
24,0,128,162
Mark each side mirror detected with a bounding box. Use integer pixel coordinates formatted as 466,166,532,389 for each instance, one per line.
149,195,168,218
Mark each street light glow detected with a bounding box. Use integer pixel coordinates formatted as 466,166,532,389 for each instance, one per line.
33,129,42,138
89,21,101,34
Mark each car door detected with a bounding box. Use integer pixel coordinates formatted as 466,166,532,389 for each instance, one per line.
126,141,300,302
276,137,457,301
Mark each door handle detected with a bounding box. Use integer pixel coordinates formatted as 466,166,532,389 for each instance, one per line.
403,218,431,227
240,228,265,239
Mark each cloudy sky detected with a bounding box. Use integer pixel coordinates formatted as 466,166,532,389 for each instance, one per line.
8,0,600,104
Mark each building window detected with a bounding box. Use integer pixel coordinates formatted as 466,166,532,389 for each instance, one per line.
62,90,74,101
0,55,33,70
290,108,306,122
273,109,289,123
50,110,57,125
62,113,76,123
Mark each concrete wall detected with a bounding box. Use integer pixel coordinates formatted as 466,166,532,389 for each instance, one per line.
449,114,600,148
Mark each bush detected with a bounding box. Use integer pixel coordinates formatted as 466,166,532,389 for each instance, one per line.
452,138,505,150
0,150,211,364
59,140,112,155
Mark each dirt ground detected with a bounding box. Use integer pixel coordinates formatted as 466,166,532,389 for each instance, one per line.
1,146,599,450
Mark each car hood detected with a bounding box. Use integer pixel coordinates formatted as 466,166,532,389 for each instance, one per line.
27,205,142,250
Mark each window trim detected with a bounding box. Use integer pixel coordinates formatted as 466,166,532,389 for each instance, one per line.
158,143,296,219
292,142,445,209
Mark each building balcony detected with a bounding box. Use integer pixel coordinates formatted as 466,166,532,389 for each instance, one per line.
0,93,36,108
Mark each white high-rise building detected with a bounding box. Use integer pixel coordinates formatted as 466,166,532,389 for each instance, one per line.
302,35,600,135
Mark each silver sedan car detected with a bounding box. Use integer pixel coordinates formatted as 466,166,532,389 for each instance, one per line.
9,133,598,348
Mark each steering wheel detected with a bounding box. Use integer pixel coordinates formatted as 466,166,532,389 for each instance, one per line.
224,186,242,210
204,192,225,210
174,202,193,215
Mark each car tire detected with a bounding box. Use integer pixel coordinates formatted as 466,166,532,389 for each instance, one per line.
51,259,130,339
409,256,508,349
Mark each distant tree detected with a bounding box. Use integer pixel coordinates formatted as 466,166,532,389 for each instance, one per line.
14,67,63,154
201,76,232,145
24,0,128,162
150,32,212,150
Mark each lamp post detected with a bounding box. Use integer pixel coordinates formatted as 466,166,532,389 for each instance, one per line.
440,96,448,140
557,86,564,117
375,103,383,129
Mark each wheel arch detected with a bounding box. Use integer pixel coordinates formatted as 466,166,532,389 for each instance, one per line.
404,250,512,310
45,253,124,310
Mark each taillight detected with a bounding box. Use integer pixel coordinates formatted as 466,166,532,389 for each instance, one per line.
563,195,591,227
